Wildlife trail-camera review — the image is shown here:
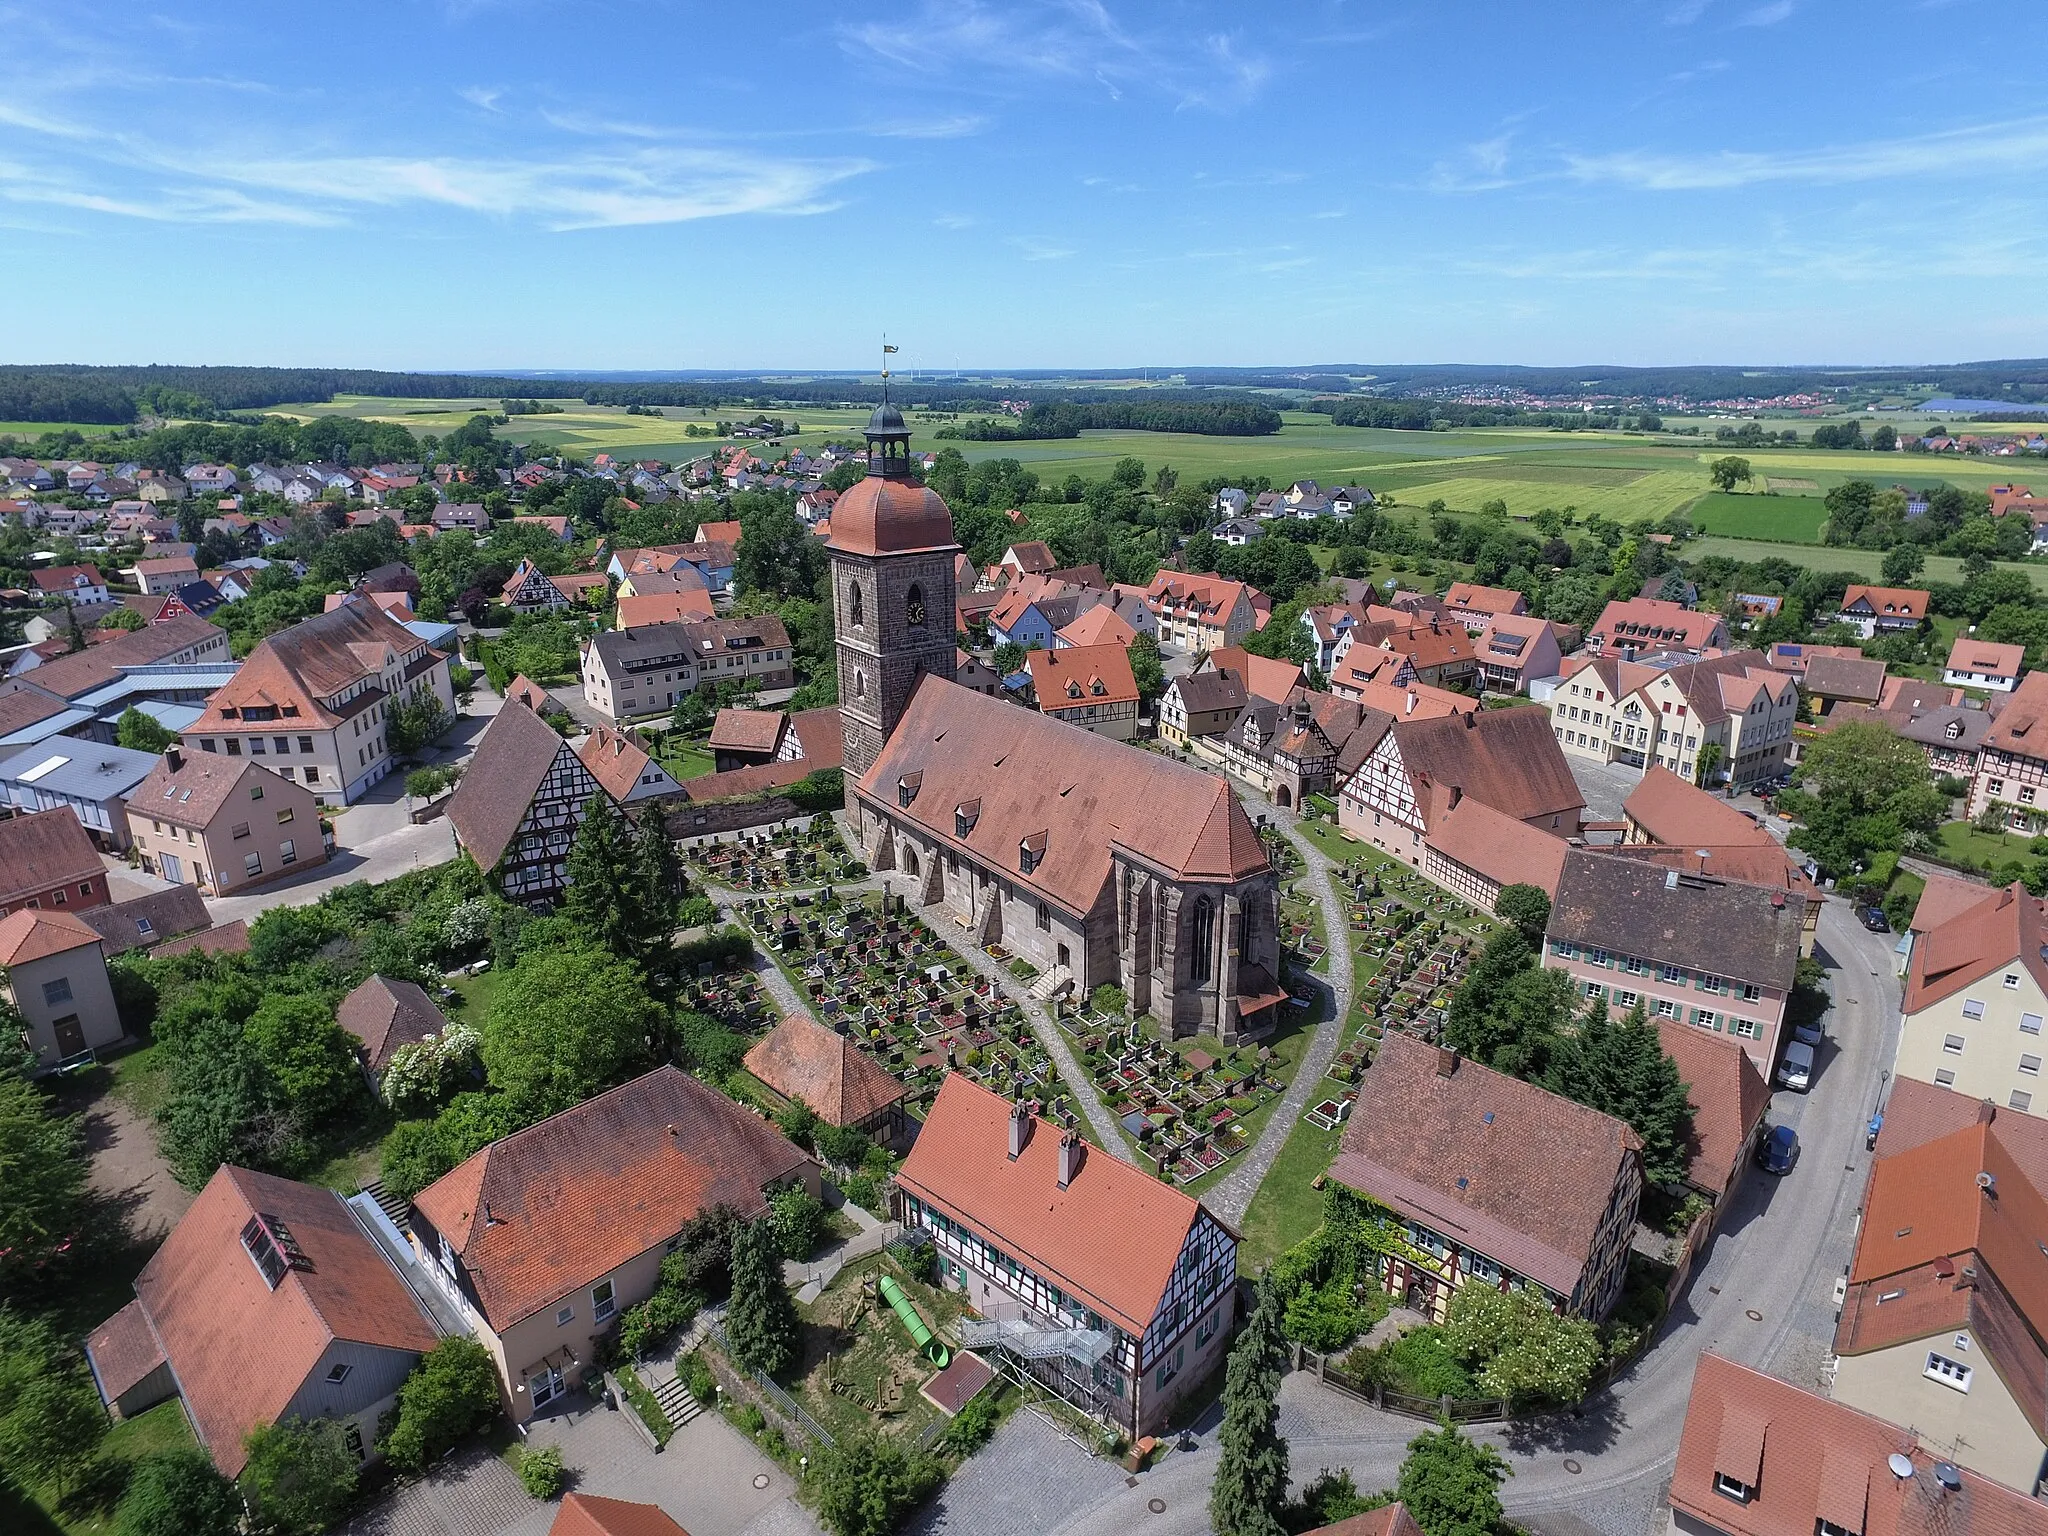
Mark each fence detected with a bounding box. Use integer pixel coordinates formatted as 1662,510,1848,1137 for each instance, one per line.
1295,1344,1510,1424
707,1320,836,1448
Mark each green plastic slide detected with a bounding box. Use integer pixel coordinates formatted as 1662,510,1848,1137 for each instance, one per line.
878,1274,950,1367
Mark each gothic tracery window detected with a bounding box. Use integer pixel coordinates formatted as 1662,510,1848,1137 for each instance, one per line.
1190,895,1215,984
849,582,865,630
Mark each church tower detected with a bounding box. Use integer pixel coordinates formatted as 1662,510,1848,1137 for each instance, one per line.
825,401,959,793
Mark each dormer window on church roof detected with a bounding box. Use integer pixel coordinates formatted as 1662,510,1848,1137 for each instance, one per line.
955,799,980,837
898,771,922,808
1019,830,1047,874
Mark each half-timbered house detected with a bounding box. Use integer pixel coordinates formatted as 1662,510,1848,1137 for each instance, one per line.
445,697,611,901
894,1075,1238,1437
1336,706,1583,869
501,559,574,614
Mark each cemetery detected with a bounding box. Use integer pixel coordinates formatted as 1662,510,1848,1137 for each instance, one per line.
684,818,866,892
735,889,1067,1124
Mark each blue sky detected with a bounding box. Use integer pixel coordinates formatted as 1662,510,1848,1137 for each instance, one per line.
4,0,2045,371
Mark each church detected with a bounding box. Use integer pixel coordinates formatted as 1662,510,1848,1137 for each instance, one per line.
830,404,1286,1044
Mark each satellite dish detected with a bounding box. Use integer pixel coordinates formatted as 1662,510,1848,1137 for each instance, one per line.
1977,1170,1997,1192
1934,1462,1963,1492
1888,1453,1915,1480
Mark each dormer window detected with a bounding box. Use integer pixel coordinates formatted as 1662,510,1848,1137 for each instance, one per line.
1020,830,1047,874
955,799,981,837
898,771,922,808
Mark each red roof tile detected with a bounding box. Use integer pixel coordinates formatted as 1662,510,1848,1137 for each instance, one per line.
1655,1020,1771,1195
1623,765,1776,848
743,1014,906,1127
550,1493,691,1536
895,1075,1210,1335
85,1298,165,1404
0,906,101,965
1904,882,2048,1014
1673,1353,2048,1536
413,1066,811,1330
0,807,105,906
127,1166,437,1475
1331,1034,1639,1298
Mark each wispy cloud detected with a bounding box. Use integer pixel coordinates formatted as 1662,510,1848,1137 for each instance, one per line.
933,211,975,228
0,94,876,229
458,85,504,111
862,114,988,139
1737,0,1794,25
1566,116,2048,189
1011,236,1075,261
839,0,1269,111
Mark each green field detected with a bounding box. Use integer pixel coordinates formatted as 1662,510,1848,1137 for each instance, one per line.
1689,535,2048,591
1688,491,1829,543
0,420,123,439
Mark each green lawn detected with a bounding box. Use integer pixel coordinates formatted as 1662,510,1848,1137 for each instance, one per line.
1934,820,2040,871
1237,1102,1345,1276
1687,491,1828,543
0,420,125,439
22,1398,197,1534
661,742,717,780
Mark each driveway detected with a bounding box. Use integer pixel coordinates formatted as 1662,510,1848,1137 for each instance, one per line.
1041,896,1900,1536
47,1065,191,1243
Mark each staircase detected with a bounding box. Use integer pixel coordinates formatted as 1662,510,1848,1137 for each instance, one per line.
1028,966,1075,1004
958,1308,1114,1369
358,1179,412,1237
649,1371,704,1430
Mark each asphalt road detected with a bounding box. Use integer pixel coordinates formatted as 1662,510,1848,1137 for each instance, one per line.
1047,896,1900,1536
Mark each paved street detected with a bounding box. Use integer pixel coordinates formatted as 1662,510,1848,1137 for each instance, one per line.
1040,896,1901,1536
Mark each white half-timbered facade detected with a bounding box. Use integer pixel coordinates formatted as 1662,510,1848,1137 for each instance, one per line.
893,1078,1240,1438
497,741,603,900
1338,728,1426,860
502,560,571,614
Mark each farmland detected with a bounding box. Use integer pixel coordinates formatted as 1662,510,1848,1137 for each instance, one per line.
1688,535,2048,592
1687,491,1829,543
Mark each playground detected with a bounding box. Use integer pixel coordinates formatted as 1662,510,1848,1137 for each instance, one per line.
790,1245,986,1446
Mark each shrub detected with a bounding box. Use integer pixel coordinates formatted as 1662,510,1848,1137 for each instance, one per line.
812,1435,944,1536
1283,1278,1380,1353
842,1171,884,1215
771,1185,828,1261
239,1417,358,1536
686,1353,717,1406
117,1449,243,1536
942,1392,1000,1456
517,1445,566,1500
379,1337,503,1471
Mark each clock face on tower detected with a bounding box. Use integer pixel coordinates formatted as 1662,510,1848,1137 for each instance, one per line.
906,584,926,627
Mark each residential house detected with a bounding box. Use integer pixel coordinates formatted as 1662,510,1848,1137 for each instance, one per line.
503,559,603,614
85,1167,439,1471
1969,671,2048,830
1895,881,2048,1113
1640,576,1701,607
1329,485,1375,514
1143,573,1261,652
128,747,326,896
511,515,573,543
1669,1353,2048,1536
1213,690,1387,812
1544,651,1799,787
1945,636,2026,694
0,741,159,850
616,590,716,630
1,907,125,1071
1329,609,1480,690
1833,584,1932,638
1442,582,1529,632
1001,540,1059,577
955,649,1002,697
1584,597,1728,659
575,726,683,805
1834,1083,2048,1491
986,577,1095,651
337,974,450,1081
183,600,454,805
33,565,109,606
1824,700,1993,786
1215,518,1263,546
133,557,200,595
579,616,792,725
1472,614,1565,695
744,1013,909,1149
1055,605,1138,651
182,464,236,494
409,1066,814,1422
1655,1022,1769,1208
1158,668,1249,747
894,1074,1238,1438
446,697,611,901
694,518,742,549
78,885,214,958
1619,766,1821,951
1417,788,1571,916
548,1496,691,1536
1300,604,1363,672
431,503,489,535
1200,647,1304,706
1543,849,1805,1072
1337,706,1584,872
1023,645,1140,739
709,707,785,770
1330,1034,1642,1321
1211,488,1249,520
0,807,112,915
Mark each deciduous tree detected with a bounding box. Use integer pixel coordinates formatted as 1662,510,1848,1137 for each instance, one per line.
239,1417,358,1536
117,1449,244,1536
480,941,660,1116
1395,1424,1511,1536
0,1063,87,1299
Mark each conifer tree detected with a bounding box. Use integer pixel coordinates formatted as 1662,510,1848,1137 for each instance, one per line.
1544,999,1693,1188
564,794,640,958
1210,1277,1290,1536
725,1216,800,1378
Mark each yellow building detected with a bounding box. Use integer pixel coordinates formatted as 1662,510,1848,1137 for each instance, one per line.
1899,881,2048,1115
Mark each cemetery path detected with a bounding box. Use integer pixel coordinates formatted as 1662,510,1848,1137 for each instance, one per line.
1200,810,1351,1227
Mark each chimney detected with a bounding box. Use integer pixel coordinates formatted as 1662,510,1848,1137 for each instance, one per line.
1007,1101,1031,1161
1463,709,1476,729
1057,1130,1084,1189
165,745,183,772
1405,690,1417,716
1436,1045,1460,1078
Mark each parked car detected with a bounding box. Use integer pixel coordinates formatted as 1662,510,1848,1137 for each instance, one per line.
1777,1040,1815,1092
1793,1016,1824,1048
1757,1123,1799,1175
1858,906,1891,933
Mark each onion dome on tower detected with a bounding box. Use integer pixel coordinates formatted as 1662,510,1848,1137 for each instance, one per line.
825,402,957,558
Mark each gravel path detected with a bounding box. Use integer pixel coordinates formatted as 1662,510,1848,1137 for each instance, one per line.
1200,812,1353,1226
